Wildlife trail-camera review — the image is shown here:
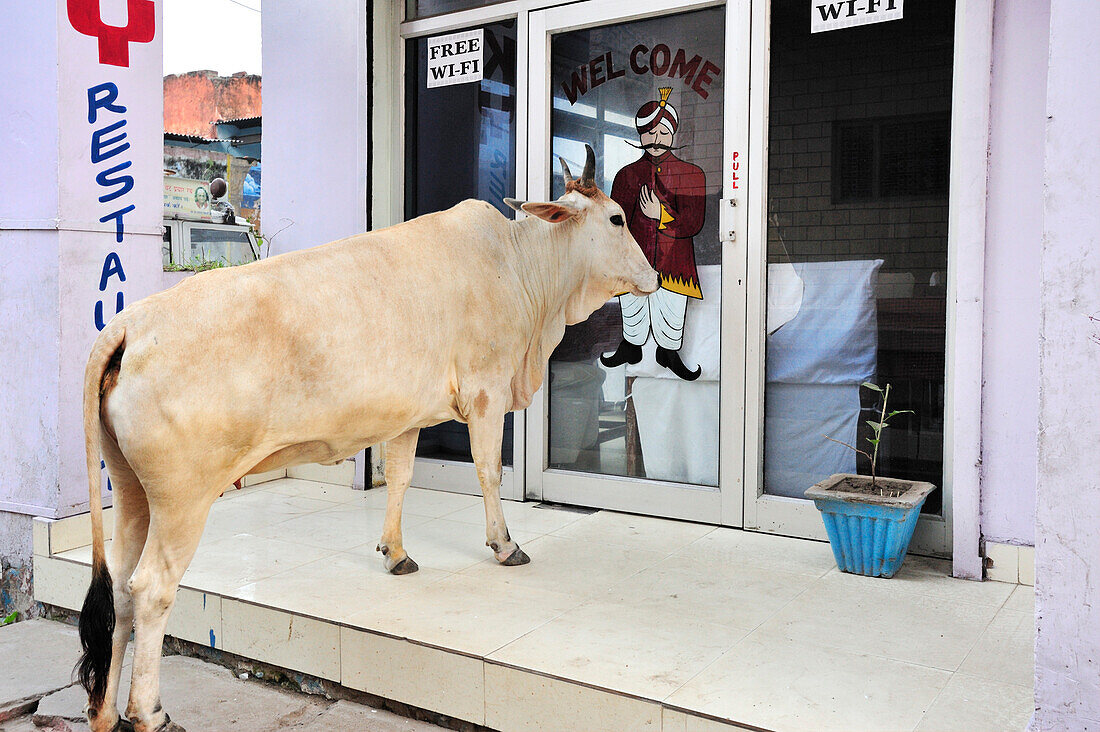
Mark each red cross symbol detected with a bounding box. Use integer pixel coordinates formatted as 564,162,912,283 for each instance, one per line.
67,0,156,68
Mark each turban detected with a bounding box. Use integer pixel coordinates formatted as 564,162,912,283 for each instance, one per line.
635,87,678,135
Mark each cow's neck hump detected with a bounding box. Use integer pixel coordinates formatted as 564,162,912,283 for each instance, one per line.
511,214,593,317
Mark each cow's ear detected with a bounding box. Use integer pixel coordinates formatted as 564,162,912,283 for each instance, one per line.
519,200,580,224
503,197,525,212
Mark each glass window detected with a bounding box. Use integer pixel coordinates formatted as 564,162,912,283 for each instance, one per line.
547,7,725,486
406,1,504,21
405,20,517,221
405,20,517,465
187,226,256,267
162,226,172,268
763,1,954,513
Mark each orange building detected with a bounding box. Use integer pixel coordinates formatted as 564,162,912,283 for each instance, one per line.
163,69,260,138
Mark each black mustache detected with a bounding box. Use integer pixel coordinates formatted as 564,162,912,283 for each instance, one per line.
625,141,684,153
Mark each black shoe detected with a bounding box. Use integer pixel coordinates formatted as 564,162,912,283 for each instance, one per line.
656,346,701,381
600,340,643,367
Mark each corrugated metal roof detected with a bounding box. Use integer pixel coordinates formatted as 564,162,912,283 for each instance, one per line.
216,115,262,126
165,132,243,145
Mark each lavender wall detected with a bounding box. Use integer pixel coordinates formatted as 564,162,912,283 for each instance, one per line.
1033,0,1100,725
261,0,369,254
0,0,164,617
979,0,1049,547
0,2,61,519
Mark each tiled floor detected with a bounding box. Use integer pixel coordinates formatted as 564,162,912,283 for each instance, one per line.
40,477,1035,732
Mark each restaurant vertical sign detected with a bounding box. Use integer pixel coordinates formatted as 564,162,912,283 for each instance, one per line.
58,0,163,508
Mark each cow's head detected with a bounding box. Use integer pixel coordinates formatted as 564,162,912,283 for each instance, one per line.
504,145,660,308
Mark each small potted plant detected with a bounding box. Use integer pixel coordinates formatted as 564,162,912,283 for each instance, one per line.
805,382,936,578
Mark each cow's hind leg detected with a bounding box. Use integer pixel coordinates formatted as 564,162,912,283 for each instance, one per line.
88,440,150,732
125,492,216,732
377,428,420,574
469,400,528,566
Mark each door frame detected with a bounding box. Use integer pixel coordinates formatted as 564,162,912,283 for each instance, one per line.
388,1,533,500
738,0,986,562
523,0,749,527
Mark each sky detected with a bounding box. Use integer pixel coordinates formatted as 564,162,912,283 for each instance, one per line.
163,0,262,77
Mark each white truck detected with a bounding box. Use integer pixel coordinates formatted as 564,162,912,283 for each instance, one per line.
162,176,259,270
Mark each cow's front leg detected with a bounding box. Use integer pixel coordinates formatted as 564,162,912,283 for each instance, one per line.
378,428,420,574
468,400,529,566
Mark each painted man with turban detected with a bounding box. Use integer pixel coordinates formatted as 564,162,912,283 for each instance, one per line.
602,87,706,381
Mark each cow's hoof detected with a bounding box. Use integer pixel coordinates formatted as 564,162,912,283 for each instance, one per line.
500,547,531,566
99,717,133,732
389,556,419,575
152,713,186,732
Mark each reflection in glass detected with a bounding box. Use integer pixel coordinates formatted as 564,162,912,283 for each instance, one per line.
762,1,954,513
187,227,255,266
548,8,725,486
404,20,517,465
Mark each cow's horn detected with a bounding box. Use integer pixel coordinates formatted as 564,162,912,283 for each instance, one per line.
559,156,574,187
581,144,596,186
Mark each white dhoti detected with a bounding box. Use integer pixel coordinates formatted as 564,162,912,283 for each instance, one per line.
618,288,688,350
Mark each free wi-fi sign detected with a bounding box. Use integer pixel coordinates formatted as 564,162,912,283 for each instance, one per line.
811,0,903,33
426,28,484,88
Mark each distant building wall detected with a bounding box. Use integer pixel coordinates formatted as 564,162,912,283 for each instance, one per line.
164,70,261,137
163,144,252,216
164,144,228,181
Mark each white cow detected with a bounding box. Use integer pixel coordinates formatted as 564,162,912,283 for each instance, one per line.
76,146,659,732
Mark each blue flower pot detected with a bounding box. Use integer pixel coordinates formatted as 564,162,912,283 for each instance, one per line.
805,474,937,578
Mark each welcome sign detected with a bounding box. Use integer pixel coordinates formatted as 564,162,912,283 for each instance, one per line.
426,28,484,88
811,0,903,33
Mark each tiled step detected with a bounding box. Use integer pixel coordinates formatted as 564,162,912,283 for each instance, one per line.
33,480,1032,732
32,514,751,731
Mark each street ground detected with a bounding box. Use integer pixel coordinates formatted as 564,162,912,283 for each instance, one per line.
0,619,444,732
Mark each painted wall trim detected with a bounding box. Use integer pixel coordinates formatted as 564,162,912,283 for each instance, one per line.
0,499,114,520
0,219,162,235
946,0,994,580
0,501,63,517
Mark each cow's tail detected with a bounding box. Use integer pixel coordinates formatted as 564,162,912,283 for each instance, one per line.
76,322,125,709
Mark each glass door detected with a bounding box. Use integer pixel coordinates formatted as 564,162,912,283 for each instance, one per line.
403,16,524,498
742,0,954,556
526,0,749,525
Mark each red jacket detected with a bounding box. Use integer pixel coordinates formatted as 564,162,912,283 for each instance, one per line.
610,152,706,299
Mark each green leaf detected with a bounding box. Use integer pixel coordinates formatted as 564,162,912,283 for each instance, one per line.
1,611,17,626
866,437,880,447
888,410,914,417
861,382,883,393
866,420,883,433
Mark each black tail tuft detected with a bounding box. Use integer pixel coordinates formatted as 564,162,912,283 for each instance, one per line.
76,561,115,709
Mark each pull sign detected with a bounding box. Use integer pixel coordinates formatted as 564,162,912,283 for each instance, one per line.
811,0,903,33
426,29,484,88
